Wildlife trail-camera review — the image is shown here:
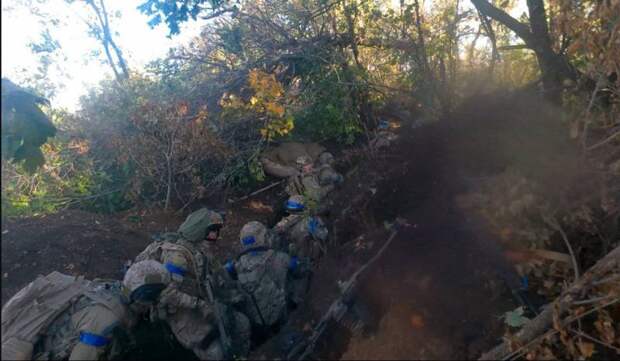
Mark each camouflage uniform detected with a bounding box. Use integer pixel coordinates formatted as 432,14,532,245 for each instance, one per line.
276,215,328,260
285,153,343,211
1,271,144,361
225,222,306,330
370,130,398,149
135,208,250,360
260,142,326,178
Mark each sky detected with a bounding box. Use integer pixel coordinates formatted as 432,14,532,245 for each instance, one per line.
1,0,203,111
1,0,529,111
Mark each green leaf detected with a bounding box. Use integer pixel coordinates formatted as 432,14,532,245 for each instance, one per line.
2,78,56,172
503,307,529,328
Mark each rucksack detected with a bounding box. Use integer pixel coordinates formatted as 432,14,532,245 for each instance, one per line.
1,272,92,360
135,240,205,297
235,250,288,328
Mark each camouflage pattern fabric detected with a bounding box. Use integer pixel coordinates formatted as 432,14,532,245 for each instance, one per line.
1,273,132,361
234,249,290,328
260,142,326,178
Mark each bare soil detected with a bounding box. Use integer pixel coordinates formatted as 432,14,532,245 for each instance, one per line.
0,192,286,307
1,210,157,306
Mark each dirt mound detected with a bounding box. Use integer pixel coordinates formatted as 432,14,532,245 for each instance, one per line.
1,210,154,305
0,189,289,308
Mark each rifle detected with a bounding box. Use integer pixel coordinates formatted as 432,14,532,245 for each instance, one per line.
203,265,234,359
287,229,400,360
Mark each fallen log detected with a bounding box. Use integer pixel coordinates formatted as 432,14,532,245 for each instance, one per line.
480,245,620,360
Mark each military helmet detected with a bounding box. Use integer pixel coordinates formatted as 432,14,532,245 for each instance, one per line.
239,221,268,249
178,208,224,242
295,155,311,166
319,167,343,185
123,260,170,304
318,152,335,166
285,195,305,213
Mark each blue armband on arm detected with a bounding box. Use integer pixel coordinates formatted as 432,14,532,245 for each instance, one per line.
164,262,187,277
224,260,238,280
289,256,299,271
79,332,110,347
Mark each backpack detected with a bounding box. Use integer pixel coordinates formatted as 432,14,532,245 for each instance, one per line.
135,240,205,297
235,250,288,328
1,272,91,360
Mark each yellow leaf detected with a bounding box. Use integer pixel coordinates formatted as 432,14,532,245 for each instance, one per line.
265,102,285,117
577,341,594,358
250,96,258,106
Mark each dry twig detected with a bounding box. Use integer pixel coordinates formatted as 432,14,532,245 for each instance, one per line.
542,214,580,281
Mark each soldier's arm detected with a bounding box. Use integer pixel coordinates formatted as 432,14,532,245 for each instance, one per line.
69,305,121,361
158,286,211,312
273,252,307,279
274,214,302,234
260,156,299,178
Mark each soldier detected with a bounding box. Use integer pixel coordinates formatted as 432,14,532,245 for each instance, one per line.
134,208,251,360
274,195,328,263
370,120,398,150
260,142,326,178
285,155,343,211
224,221,308,332
1,260,170,361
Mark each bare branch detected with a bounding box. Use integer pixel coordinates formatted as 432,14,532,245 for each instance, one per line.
470,0,533,44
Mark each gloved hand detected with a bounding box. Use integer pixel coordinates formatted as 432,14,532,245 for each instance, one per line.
200,304,215,321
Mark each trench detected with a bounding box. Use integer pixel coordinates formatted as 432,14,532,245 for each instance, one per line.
123,99,548,359
302,120,524,360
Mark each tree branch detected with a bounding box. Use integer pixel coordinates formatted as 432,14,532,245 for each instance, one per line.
470,0,533,44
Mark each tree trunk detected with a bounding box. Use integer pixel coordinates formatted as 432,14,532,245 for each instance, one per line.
470,0,576,103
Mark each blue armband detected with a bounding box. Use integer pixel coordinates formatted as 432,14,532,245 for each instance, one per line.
307,217,319,235
79,331,110,347
289,256,299,271
286,200,305,212
165,262,187,277
521,276,529,290
224,260,235,275
241,236,256,246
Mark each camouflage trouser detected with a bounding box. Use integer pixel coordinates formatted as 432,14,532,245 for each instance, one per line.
167,308,251,360
37,298,122,360
167,308,214,352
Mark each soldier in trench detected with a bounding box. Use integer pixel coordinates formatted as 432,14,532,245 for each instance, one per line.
260,142,326,178
223,221,311,336
134,208,251,359
1,260,178,361
274,194,329,264
285,153,343,214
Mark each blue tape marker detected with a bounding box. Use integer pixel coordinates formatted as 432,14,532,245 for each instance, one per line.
165,262,186,277
289,256,299,271
521,276,529,290
242,236,256,246
224,260,235,275
79,332,110,347
286,200,305,211
307,217,319,235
